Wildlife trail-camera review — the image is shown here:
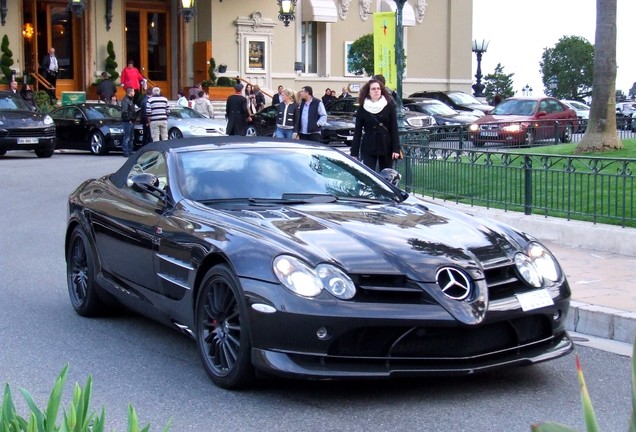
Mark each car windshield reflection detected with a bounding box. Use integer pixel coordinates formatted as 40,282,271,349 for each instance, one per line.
177,148,400,203
492,99,537,116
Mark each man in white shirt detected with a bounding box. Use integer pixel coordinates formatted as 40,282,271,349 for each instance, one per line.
40,47,59,100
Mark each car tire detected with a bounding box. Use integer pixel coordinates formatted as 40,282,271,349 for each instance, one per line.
524,129,535,145
472,140,485,148
35,149,54,158
67,226,106,317
245,125,257,137
0,149,6,156
169,128,183,140
195,264,254,389
90,131,108,155
560,124,573,143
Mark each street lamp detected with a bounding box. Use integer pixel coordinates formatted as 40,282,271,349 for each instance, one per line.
178,0,196,24
549,76,558,97
67,0,86,17
277,0,297,27
394,0,407,129
522,84,533,97
471,39,489,98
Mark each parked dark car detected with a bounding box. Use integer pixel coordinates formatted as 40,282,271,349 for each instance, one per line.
0,91,56,158
246,105,355,145
50,103,135,155
326,96,436,129
407,91,494,116
402,98,480,125
65,136,573,390
468,97,577,147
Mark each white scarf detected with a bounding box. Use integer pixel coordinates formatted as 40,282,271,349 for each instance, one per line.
363,95,387,114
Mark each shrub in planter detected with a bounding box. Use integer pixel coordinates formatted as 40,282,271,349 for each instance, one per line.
105,41,119,82
216,76,236,87
0,35,14,82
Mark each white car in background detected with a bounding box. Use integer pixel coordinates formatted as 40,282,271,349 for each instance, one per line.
561,100,590,132
167,106,227,139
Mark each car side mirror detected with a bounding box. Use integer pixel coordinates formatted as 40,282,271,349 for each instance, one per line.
537,111,548,117
380,168,401,187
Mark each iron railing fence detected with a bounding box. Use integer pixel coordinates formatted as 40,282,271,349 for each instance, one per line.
397,128,636,228
421,119,635,151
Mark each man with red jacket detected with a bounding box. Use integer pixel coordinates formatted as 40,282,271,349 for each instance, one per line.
120,60,145,104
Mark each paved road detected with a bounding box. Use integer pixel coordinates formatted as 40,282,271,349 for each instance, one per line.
0,150,632,432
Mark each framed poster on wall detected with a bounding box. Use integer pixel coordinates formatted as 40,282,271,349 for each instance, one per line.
247,39,266,72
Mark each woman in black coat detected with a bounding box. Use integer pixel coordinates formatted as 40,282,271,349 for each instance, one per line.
350,79,401,172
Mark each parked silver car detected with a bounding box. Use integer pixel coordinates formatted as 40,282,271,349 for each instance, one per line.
561,100,590,132
167,106,226,139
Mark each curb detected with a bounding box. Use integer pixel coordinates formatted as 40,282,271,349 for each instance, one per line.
567,301,636,344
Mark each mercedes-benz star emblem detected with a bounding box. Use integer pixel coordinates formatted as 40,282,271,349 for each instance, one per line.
436,267,471,300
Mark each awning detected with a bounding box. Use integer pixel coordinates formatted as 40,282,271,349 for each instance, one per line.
302,0,338,23
380,0,416,27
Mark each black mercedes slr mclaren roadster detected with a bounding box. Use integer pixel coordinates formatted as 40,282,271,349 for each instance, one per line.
65,136,572,389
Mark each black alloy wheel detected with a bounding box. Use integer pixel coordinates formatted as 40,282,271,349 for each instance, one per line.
90,131,108,155
245,125,258,137
67,226,105,316
196,264,254,389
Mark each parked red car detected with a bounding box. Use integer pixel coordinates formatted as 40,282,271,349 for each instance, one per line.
468,97,577,146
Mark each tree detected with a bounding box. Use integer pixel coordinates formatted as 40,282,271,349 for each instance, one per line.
483,63,515,104
105,41,119,82
540,35,593,100
616,89,626,101
576,0,622,152
347,34,374,76
629,82,636,100
0,35,14,82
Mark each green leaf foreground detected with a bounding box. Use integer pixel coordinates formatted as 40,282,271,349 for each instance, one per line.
532,337,636,431
0,365,171,432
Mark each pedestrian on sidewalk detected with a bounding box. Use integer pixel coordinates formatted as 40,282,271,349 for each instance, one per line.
97,71,117,104
146,87,169,142
193,90,215,118
274,88,299,139
226,83,251,136
120,60,145,105
297,86,327,142
120,87,136,157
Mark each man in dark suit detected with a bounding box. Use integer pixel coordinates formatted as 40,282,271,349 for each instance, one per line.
271,85,284,107
225,83,251,136
40,47,59,100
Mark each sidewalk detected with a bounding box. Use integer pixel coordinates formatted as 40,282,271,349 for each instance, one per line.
437,201,636,345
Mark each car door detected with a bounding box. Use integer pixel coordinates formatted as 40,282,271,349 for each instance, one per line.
90,150,165,294
51,106,76,148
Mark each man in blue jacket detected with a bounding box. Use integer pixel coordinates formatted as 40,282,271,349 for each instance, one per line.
296,86,327,142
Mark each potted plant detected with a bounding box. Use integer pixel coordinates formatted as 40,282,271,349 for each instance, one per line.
0,35,14,87
206,57,235,100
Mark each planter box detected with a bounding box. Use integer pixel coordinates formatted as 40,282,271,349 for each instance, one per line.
207,87,234,101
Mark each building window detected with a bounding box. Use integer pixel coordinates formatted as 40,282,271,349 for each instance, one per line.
301,22,317,74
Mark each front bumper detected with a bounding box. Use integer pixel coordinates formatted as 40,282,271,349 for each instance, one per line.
241,277,572,379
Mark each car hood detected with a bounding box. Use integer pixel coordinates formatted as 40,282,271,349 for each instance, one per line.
212,198,525,283
476,114,535,124
0,110,49,127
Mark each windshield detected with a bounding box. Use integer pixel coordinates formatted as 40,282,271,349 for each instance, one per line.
176,147,400,203
414,102,457,116
85,104,122,120
491,99,537,116
567,101,589,111
0,94,31,111
448,92,481,105
170,107,206,119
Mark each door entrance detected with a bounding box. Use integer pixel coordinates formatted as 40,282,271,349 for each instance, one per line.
125,3,171,95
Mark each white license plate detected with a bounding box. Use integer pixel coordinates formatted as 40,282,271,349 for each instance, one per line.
345,135,353,140
17,138,39,144
481,131,498,137
516,289,554,311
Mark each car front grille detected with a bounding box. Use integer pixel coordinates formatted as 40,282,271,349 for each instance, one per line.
328,315,552,358
4,127,56,138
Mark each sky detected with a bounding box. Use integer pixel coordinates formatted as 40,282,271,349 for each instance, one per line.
472,0,635,97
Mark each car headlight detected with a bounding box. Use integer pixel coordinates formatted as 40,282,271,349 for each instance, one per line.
501,124,522,133
43,115,54,125
514,242,561,287
273,255,356,300
110,127,123,134
188,125,207,135
468,124,479,132
406,117,424,128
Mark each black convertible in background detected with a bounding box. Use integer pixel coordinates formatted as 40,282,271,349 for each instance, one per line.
65,137,573,389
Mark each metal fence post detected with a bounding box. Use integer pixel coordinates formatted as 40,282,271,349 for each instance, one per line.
524,155,532,215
